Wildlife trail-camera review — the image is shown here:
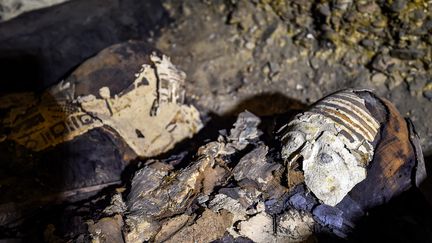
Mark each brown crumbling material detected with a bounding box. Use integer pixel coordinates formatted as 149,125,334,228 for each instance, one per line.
123,141,231,242
115,111,266,242
87,214,124,243
123,112,262,242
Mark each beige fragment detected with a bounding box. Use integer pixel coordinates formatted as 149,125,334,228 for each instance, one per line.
238,210,314,243
282,112,373,206
124,217,159,243
87,214,124,243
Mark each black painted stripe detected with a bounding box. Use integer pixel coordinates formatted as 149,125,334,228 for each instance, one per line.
362,140,372,152
310,107,366,142
318,101,377,139
339,129,355,143
332,93,379,128
318,105,374,141
71,115,80,128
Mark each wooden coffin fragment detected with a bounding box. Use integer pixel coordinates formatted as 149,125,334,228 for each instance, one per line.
0,41,202,226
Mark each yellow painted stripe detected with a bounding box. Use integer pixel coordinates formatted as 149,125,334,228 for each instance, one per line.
316,104,375,141
323,98,379,135
332,92,380,129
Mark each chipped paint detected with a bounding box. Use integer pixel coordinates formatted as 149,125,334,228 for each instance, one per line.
280,90,379,206
2,54,202,157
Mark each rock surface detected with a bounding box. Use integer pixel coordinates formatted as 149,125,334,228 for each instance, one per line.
0,0,168,91
0,0,70,22
156,0,432,155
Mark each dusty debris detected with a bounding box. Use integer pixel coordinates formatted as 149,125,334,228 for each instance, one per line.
125,142,226,220
225,110,262,152
154,214,192,242
103,192,127,216
124,142,228,241
121,111,315,242
209,193,249,222
209,188,265,239
232,144,285,198
123,217,160,243
118,112,307,242
0,0,70,22
277,210,315,242
156,0,432,155
123,112,261,242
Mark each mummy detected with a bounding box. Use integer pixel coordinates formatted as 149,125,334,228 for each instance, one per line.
279,89,385,206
